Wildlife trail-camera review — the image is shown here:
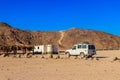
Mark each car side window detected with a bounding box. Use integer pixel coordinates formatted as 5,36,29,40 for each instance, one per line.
72,46,76,50
82,45,86,48
78,45,82,49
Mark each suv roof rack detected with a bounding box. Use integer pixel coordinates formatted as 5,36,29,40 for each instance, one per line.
82,42,90,44
78,42,93,44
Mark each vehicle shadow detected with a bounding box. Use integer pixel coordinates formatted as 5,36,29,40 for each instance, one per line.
95,56,108,59
92,56,109,60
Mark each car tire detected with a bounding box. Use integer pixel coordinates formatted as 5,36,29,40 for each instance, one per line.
66,52,70,58
80,52,85,59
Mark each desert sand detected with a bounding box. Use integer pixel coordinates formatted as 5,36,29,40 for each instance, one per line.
0,50,120,80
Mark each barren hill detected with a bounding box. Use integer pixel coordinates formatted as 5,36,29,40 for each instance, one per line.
0,22,120,50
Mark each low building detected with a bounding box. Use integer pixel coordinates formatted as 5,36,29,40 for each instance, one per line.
33,45,58,54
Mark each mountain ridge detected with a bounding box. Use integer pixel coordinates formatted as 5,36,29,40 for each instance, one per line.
0,22,120,50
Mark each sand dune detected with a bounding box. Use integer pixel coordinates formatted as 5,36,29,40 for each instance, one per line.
0,50,120,80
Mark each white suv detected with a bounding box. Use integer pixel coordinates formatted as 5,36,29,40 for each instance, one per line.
65,43,96,58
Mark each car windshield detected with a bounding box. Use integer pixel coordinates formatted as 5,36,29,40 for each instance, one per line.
89,45,95,49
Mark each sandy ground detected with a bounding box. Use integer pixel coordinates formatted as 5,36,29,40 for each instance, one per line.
0,50,120,80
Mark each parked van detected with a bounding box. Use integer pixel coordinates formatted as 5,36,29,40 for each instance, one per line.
65,42,96,58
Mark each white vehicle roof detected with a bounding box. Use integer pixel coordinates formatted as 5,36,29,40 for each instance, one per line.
74,42,94,46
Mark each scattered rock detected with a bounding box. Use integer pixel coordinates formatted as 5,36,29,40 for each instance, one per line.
56,55,60,59
56,69,58,71
7,78,11,80
7,68,9,71
41,55,45,59
113,57,120,61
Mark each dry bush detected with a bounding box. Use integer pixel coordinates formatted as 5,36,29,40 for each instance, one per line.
26,54,32,58
48,54,53,58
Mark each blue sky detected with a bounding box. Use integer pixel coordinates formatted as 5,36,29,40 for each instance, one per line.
0,0,120,36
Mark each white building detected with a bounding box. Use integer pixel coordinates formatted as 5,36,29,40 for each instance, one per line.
33,45,58,54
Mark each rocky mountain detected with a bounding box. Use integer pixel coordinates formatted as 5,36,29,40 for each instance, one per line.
0,22,120,50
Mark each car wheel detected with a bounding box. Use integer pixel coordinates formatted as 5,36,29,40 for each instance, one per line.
80,53,85,59
66,52,70,58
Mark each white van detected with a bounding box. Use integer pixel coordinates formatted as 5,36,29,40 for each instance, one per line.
65,43,96,58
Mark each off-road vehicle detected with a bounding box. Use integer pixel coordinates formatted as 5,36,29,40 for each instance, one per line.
65,42,96,58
